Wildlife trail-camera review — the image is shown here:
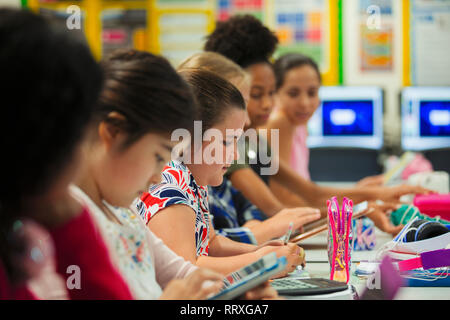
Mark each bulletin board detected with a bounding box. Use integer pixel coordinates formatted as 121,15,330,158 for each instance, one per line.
403,0,450,86
216,0,265,22
271,0,341,85
26,0,147,60
26,0,215,66
25,0,339,81
359,0,394,72
217,0,342,85
150,0,216,67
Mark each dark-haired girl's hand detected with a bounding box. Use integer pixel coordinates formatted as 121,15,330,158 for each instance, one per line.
159,268,224,300
242,281,281,300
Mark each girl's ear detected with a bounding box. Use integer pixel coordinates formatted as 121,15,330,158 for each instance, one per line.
98,111,127,151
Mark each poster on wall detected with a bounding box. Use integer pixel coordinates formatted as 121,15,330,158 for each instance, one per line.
273,0,329,73
410,0,450,86
155,0,214,67
101,9,147,58
216,0,265,21
159,13,209,66
359,0,394,72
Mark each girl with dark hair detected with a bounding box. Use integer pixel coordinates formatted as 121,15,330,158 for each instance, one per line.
136,68,303,277
0,8,133,299
71,49,225,300
205,15,324,218
178,52,322,245
268,52,384,184
204,16,430,234
264,52,425,234
72,49,277,300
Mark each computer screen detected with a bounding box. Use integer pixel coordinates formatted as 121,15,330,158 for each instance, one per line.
401,87,450,151
307,86,383,149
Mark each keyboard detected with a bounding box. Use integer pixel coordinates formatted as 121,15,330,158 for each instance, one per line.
270,278,349,296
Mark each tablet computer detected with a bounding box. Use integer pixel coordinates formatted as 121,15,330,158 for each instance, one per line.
208,252,287,300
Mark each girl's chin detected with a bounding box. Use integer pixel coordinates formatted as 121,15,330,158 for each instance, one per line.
292,116,310,126
209,175,224,187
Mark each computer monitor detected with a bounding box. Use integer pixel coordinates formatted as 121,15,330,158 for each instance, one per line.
401,87,450,151
307,86,384,149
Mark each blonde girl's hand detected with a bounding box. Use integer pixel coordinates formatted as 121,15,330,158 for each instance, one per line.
272,207,321,238
159,268,224,300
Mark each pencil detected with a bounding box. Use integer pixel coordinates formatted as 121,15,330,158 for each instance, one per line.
283,222,294,244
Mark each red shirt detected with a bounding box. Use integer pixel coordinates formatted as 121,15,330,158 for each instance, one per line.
0,208,133,300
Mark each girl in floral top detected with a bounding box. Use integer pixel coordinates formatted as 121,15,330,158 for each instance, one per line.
137,69,304,276
74,50,278,300
72,50,226,300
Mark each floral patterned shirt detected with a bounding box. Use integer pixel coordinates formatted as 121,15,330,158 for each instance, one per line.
136,161,211,257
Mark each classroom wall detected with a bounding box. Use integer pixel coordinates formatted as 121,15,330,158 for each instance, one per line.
22,0,450,155
0,0,21,8
343,0,404,149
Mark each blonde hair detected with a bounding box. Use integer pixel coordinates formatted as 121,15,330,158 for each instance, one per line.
178,51,250,88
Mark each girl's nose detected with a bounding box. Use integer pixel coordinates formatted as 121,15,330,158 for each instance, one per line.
262,95,274,112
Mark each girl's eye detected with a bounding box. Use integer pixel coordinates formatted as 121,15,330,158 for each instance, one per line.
155,154,165,163
250,88,263,99
308,90,318,97
250,93,262,99
288,91,299,98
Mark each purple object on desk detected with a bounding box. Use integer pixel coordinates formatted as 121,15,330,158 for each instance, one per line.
360,256,404,300
422,249,450,269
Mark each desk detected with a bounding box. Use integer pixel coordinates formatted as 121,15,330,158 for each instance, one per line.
297,228,450,300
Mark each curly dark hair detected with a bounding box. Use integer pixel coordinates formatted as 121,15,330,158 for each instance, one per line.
0,8,103,283
204,14,279,68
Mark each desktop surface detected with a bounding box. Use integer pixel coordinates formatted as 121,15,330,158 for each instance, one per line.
296,228,450,300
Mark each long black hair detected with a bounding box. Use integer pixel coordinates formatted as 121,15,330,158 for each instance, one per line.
0,8,103,284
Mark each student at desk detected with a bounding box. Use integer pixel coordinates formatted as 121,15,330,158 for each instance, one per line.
204,15,430,234
0,9,132,299
265,53,384,187
178,51,322,245
136,68,304,277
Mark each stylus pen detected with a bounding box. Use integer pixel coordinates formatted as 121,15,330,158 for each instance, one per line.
283,222,294,245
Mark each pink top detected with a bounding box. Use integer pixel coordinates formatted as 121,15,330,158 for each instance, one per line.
290,125,310,181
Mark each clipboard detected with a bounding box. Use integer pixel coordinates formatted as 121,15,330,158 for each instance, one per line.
290,201,372,243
